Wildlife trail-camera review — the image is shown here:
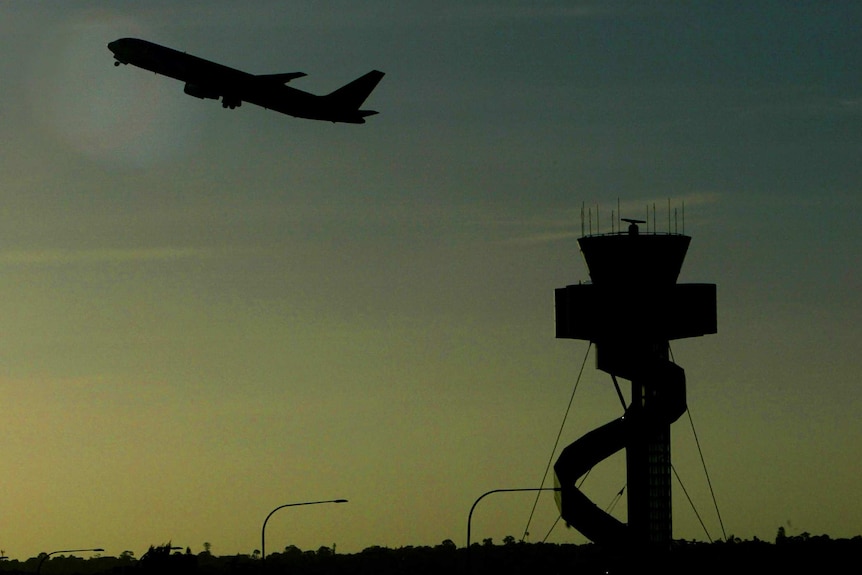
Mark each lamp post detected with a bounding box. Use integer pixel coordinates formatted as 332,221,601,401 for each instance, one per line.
36,548,104,575
466,488,559,548
260,499,347,561
466,488,559,572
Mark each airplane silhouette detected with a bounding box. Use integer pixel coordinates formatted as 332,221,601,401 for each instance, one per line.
108,38,384,124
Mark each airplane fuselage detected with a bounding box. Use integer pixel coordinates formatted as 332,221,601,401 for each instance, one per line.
108,38,383,123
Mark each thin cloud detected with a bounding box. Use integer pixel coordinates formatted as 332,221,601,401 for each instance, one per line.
0,246,218,266
501,230,583,245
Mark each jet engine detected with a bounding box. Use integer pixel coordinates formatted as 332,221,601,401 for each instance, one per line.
183,83,220,100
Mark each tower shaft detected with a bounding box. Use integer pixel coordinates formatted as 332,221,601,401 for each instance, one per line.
627,379,673,545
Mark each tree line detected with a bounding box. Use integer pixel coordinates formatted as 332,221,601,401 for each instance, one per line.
1,531,859,575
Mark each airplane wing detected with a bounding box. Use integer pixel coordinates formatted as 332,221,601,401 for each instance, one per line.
256,72,307,84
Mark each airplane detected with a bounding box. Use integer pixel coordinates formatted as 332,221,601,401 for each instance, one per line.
107,37,384,124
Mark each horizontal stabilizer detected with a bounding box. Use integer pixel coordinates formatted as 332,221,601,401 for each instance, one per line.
256,72,307,84
326,70,385,109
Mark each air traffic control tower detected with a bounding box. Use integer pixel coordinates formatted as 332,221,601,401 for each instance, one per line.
553,217,716,548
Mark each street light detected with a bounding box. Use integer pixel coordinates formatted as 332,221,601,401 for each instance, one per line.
260,499,348,560
36,548,104,575
466,487,559,548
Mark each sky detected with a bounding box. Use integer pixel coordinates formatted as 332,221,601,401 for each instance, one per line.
1,0,860,560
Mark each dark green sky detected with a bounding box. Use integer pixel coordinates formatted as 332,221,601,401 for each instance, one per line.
0,1,859,559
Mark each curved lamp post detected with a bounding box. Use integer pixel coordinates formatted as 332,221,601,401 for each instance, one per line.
466,487,559,572
466,487,560,548
261,499,347,560
36,548,104,575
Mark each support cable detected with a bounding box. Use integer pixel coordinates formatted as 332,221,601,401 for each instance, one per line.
668,343,728,542
606,485,626,514
686,406,728,541
541,515,562,543
610,374,626,410
539,477,616,544
539,469,595,544
672,463,712,542
521,343,592,541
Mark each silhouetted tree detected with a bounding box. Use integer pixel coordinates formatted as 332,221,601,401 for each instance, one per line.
140,542,196,574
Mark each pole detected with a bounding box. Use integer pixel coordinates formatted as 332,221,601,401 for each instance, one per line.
261,499,347,561
36,549,104,575
466,488,559,572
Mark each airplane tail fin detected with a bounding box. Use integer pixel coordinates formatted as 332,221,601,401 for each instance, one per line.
325,70,385,110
